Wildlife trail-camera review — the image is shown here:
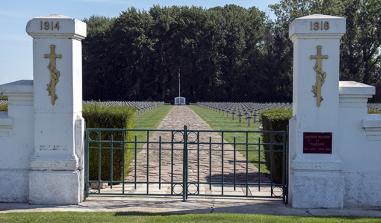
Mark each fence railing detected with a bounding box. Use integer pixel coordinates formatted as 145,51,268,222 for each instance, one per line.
85,126,288,203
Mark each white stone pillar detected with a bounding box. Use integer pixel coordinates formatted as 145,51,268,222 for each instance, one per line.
288,15,346,208
26,15,86,204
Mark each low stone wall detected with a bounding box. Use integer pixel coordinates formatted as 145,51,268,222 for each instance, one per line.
0,81,34,202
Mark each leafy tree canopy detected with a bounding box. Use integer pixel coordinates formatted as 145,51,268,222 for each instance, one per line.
83,1,381,102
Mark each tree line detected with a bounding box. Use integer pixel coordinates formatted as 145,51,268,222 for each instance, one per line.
83,0,381,103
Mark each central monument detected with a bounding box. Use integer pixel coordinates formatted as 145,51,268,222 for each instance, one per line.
174,69,186,105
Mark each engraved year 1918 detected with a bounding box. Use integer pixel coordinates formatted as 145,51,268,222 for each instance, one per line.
310,21,329,31
40,21,60,31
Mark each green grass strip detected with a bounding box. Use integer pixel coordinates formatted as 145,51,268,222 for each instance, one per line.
126,105,172,152
135,105,172,129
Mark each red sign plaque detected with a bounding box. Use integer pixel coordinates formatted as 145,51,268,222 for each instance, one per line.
303,132,332,154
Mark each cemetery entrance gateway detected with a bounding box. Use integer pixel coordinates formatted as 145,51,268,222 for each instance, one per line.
84,126,288,203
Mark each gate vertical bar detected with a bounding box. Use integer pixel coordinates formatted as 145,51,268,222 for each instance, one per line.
97,130,101,194
146,130,150,195
85,129,90,198
134,135,137,190
197,132,200,194
221,132,224,196
245,131,249,197
233,137,236,191
284,127,289,204
258,137,261,192
122,130,125,195
170,131,174,195
282,132,286,203
159,136,162,190
270,132,274,197
209,137,212,190
183,125,188,201
110,134,114,189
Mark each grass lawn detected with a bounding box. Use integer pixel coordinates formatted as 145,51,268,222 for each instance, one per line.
135,104,172,129
0,212,380,223
190,105,275,173
133,104,172,141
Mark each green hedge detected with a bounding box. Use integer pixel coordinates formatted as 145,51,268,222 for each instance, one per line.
0,104,6,112
83,104,136,182
369,108,381,114
261,108,292,184
0,96,7,111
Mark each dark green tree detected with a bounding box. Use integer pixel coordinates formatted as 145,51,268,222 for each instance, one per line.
82,3,381,102
270,0,381,101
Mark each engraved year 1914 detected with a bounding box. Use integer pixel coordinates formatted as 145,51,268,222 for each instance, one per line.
310,21,329,31
40,21,60,31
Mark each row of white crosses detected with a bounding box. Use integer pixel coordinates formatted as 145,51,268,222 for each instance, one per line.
0,99,164,112
83,101,164,113
198,102,291,126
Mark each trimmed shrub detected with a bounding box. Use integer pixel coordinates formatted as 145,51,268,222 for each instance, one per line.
261,108,292,184
83,103,136,182
0,103,6,112
0,97,7,111
369,107,381,114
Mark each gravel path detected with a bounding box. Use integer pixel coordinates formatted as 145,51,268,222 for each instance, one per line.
121,106,272,196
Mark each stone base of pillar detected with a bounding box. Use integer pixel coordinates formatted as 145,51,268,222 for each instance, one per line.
0,169,29,202
29,170,82,205
290,168,344,208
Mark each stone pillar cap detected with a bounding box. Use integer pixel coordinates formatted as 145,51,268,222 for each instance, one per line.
0,80,33,96
339,81,375,96
289,14,346,40
26,14,87,40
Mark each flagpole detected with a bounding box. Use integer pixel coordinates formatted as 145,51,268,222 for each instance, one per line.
178,68,181,98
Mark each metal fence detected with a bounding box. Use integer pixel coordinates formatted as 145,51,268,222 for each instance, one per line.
85,126,288,203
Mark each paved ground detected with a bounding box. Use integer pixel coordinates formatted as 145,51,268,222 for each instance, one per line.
91,106,276,197
2,197,381,217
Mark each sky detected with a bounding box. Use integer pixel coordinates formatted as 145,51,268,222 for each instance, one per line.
0,0,279,85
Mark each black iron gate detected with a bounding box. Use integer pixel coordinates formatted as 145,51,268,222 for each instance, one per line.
85,126,288,203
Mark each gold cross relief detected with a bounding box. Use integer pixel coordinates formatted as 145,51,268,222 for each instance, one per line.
44,44,62,106
310,45,328,107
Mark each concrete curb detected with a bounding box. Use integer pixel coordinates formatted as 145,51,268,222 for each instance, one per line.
1,197,381,218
